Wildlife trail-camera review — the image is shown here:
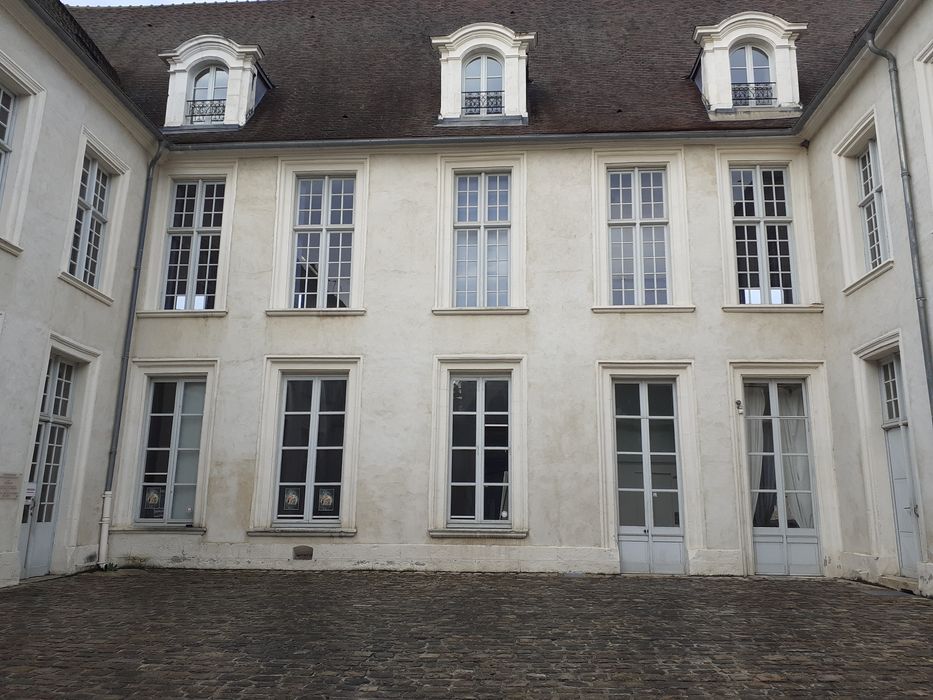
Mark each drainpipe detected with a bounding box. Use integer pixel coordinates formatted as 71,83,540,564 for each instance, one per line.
98,141,167,567
866,35,933,432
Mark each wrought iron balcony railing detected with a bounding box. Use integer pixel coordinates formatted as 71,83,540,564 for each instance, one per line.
731,82,776,107
185,99,226,124
462,90,504,116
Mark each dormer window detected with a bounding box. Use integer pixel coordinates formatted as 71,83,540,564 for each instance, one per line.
693,12,806,119
729,45,773,107
432,23,535,125
160,35,271,130
187,65,228,124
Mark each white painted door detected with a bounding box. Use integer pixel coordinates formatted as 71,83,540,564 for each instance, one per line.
614,381,685,574
879,357,921,578
19,358,74,579
744,380,821,576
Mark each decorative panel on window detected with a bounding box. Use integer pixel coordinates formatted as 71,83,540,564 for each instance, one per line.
68,151,111,288
453,172,510,308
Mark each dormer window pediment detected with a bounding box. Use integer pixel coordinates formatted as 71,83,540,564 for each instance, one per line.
159,35,270,129
693,12,807,120
431,23,536,125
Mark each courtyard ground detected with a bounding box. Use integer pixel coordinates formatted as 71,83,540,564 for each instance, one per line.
0,569,931,697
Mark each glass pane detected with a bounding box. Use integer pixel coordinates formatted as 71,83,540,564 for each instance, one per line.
147,416,174,448
777,383,805,417
614,383,640,416
647,384,674,417
451,450,475,482
744,383,771,416
785,493,814,529
170,484,196,521
619,490,645,527
313,486,340,516
450,486,475,517
780,419,808,454
452,414,476,447
174,450,199,483
285,380,314,413
616,418,641,452
485,380,509,413
144,450,169,477
320,380,347,412
282,414,310,447
752,492,779,527
484,450,509,483
483,485,508,520
140,485,166,519
150,382,177,414
783,456,811,492
746,418,774,453
648,419,676,453
484,426,508,448
452,380,477,412
748,454,776,490
178,414,203,449
652,491,680,528
181,382,205,414
278,485,305,516
650,454,678,490
617,454,643,489
279,449,308,483
315,449,343,483
317,415,345,447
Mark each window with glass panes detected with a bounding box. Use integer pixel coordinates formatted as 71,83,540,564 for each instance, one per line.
24,357,75,526
69,152,110,288
138,379,205,523
453,172,510,308
163,180,224,310
449,377,510,524
0,85,14,200
857,141,888,271
608,168,670,305
292,176,355,309
275,376,347,522
730,166,795,304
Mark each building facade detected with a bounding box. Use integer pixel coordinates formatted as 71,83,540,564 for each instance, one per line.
0,0,931,596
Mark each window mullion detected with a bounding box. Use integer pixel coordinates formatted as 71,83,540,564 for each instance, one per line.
163,380,184,523
754,168,771,301
306,378,322,521
476,379,485,522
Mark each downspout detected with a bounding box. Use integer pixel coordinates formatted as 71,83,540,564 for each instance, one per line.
98,141,167,567
866,34,933,431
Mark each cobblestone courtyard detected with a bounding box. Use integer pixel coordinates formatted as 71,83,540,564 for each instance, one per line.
0,570,931,697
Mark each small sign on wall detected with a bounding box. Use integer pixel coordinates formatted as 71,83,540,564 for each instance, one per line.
0,474,22,500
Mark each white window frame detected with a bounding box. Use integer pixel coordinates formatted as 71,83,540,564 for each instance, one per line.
461,54,504,117
729,44,774,108
436,154,526,313
593,150,692,311
0,49,44,255
250,356,361,534
269,158,368,314
67,151,112,289
833,111,894,294
429,355,527,537
0,83,15,206
716,147,820,310
112,359,218,529
185,64,228,126
140,161,237,315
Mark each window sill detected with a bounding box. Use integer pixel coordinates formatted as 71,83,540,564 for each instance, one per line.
432,307,529,316
437,115,527,127
265,309,366,317
58,272,114,306
592,305,695,314
136,310,228,318
721,304,824,314
843,260,894,296
428,528,528,539
0,236,23,257
708,106,802,121
247,527,357,537
111,526,206,535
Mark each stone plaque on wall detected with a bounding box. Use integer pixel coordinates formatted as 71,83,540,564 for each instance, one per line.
0,474,21,500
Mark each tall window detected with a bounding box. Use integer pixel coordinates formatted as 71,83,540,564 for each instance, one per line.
730,45,774,107
857,141,888,271
449,376,510,524
26,357,75,525
69,152,110,288
731,166,795,304
454,172,510,307
292,175,355,309
275,376,347,523
462,55,503,116
163,179,225,310
608,168,669,305
0,85,14,200
187,65,228,124
138,379,206,523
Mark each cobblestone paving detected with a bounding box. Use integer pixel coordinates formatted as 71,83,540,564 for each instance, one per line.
0,570,931,698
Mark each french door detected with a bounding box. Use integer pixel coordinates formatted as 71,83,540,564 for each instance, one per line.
19,357,75,579
614,381,685,574
744,380,820,575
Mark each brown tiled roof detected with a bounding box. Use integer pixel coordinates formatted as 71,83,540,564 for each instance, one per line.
31,0,121,84
67,0,884,144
